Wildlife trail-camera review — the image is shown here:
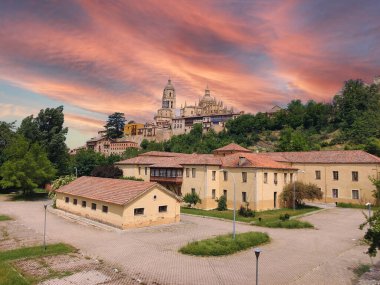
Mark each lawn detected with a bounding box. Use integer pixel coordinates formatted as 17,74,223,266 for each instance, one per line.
181,206,319,228
0,243,75,285
179,231,270,256
337,202,380,211
0,215,12,221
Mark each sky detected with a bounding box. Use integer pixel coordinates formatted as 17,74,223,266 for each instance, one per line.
0,0,379,149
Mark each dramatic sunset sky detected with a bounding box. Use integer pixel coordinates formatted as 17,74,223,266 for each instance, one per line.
0,0,379,148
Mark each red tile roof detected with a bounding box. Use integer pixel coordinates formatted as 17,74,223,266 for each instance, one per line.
56,176,179,205
213,143,251,153
264,150,380,164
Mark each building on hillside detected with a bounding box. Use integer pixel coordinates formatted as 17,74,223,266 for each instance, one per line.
86,136,138,156
263,151,380,204
69,145,86,155
116,144,298,210
266,105,283,117
55,176,181,229
124,122,145,136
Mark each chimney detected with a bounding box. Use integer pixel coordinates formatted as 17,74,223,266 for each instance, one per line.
238,156,247,166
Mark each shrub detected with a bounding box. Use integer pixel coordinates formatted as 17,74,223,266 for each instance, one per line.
279,213,290,221
91,165,123,178
255,219,313,229
280,181,323,208
217,195,227,211
122,176,144,181
238,205,255,217
183,192,201,207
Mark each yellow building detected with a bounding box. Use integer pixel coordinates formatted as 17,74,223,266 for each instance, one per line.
116,144,298,211
264,151,380,204
56,176,181,229
124,122,145,136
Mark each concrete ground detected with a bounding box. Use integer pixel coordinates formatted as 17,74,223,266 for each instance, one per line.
0,199,377,285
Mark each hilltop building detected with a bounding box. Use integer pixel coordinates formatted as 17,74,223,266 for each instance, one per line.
116,144,380,210
86,136,138,156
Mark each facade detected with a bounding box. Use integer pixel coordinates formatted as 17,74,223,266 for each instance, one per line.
116,144,298,211
264,151,380,204
124,123,145,136
56,176,181,229
86,136,138,156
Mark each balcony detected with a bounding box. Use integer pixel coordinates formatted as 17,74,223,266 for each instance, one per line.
150,176,183,184
150,168,183,185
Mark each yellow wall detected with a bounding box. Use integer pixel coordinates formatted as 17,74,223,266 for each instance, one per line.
56,186,180,229
119,164,151,181
124,123,144,136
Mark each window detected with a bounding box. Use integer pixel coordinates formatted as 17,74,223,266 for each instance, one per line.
223,189,227,198
134,208,144,215
284,173,287,183
65,197,69,203
333,171,339,180
274,173,278,185
192,168,196,178
186,168,190,177
332,189,338,198
242,192,247,202
159,205,167,212
145,167,148,175
242,172,247,183
290,173,293,183
212,189,216,199
352,171,359,182
82,201,86,208
212,171,216,181
102,205,108,213
73,199,77,205
352,190,359,200
264,173,268,184
138,167,141,175
315,170,321,180
191,188,195,194
223,171,228,181
91,203,96,210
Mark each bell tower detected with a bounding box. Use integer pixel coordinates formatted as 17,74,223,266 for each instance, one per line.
162,79,176,110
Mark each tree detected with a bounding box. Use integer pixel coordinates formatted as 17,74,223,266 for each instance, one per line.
217,195,227,211
0,135,56,195
277,127,314,151
280,181,323,208
91,165,123,178
371,177,380,206
366,138,380,157
49,175,76,207
105,112,126,139
18,106,70,175
183,192,201,207
72,149,107,176
0,121,16,165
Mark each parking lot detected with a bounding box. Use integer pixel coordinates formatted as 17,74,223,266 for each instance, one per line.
0,199,377,284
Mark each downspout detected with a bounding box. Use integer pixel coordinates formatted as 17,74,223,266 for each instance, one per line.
204,165,208,209
324,165,327,203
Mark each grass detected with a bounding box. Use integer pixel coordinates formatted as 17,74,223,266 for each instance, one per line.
0,215,12,221
353,263,371,277
0,243,76,285
337,202,380,211
179,231,270,256
181,206,319,228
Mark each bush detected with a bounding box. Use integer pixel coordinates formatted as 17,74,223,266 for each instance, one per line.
238,205,255,217
280,181,323,208
91,165,123,178
255,219,313,229
183,192,201,207
122,176,144,181
179,232,270,256
279,213,290,221
217,195,227,211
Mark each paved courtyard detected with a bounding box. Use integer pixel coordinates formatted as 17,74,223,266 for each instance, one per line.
0,199,377,285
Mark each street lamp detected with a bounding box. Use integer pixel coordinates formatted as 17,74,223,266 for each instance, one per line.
254,248,262,285
219,169,236,239
43,204,48,250
293,170,305,211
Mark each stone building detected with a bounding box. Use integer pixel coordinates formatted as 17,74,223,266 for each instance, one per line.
86,136,138,156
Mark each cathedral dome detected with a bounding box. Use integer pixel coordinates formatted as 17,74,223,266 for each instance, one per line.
199,86,214,104
164,79,175,91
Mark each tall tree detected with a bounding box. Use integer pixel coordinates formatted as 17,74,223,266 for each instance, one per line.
0,135,56,195
105,112,126,139
72,149,107,176
0,121,16,165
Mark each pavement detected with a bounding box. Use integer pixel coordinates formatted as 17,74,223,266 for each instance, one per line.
0,199,377,285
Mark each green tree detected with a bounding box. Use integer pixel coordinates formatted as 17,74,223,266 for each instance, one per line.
0,135,56,195
72,149,106,176
0,121,16,165
280,181,323,208
183,192,201,207
277,127,313,151
365,138,380,157
91,165,123,178
217,195,227,211
105,112,126,139
49,175,76,207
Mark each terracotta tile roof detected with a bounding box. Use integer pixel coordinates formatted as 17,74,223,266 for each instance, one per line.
264,150,380,164
221,152,297,170
139,151,186,157
213,143,251,153
56,176,178,205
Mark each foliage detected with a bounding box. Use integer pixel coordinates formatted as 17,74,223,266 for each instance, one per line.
104,112,126,139
50,175,76,207
0,135,56,195
18,106,70,175
371,178,380,206
0,121,16,165
122,176,144,181
0,215,11,221
336,202,380,210
217,195,227,211
183,192,201,207
179,232,269,256
353,264,371,277
365,138,380,157
280,181,323,208
279,213,290,221
254,219,313,229
238,205,255,217
360,209,380,257
122,147,142,159
71,149,107,176
91,165,123,178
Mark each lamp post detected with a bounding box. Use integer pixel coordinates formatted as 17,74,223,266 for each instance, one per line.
220,169,236,239
366,202,372,219
254,248,262,285
293,170,305,211
43,204,48,250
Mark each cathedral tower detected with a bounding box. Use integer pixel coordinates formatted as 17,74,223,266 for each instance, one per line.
162,79,176,109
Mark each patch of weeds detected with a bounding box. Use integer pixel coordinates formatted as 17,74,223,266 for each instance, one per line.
0,215,12,221
353,263,371,277
1,228,10,240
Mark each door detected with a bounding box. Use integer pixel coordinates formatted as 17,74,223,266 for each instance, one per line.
274,192,277,208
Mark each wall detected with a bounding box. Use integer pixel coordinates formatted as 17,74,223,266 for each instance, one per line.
119,164,151,181
56,193,124,228
122,187,180,229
